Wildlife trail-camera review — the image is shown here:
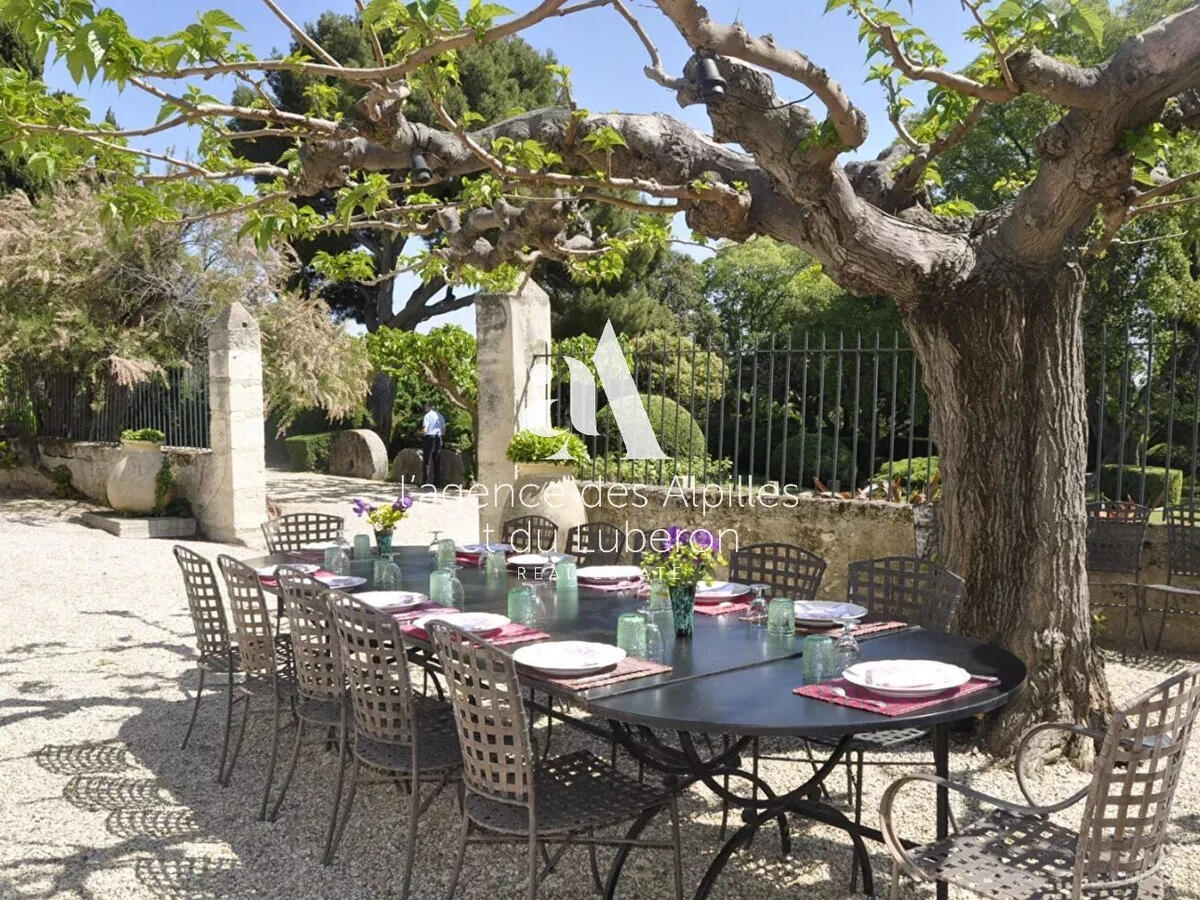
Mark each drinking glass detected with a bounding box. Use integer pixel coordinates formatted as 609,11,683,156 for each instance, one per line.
555,558,578,589
507,585,535,626
328,544,350,575
352,533,372,560
834,617,861,674
766,597,795,637
441,564,465,609
616,612,647,657
742,583,770,625
436,538,457,569
323,544,341,570
485,549,508,578
373,556,401,589
802,635,836,683
642,612,666,663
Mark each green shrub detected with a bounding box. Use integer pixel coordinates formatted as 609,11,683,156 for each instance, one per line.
0,440,18,470
121,427,165,443
1146,443,1194,468
873,456,939,491
586,453,733,484
596,393,706,459
1096,464,1182,506
285,432,334,472
773,432,856,489
506,429,590,467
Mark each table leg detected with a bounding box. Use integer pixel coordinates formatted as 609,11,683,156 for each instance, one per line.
934,723,949,900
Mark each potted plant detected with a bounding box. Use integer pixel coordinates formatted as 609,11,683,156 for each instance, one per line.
106,428,171,513
504,429,589,539
351,495,414,555
640,527,725,637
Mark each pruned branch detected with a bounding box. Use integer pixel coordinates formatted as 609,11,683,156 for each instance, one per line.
261,0,341,68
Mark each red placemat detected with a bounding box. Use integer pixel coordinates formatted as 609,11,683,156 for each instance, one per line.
455,552,485,567
793,676,993,716
694,599,752,616
795,620,909,639
527,656,672,691
259,569,334,588
485,623,551,647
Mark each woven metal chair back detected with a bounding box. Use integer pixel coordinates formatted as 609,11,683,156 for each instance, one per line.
276,567,340,702
428,622,534,806
327,590,417,745
1166,504,1200,582
1075,665,1200,892
728,543,827,603
173,545,230,658
216,555,276,676
913,501,941,561
564,522,624,565
846,556,964,632
261,512,344,553
1085,501,1149,575
502,514,559,554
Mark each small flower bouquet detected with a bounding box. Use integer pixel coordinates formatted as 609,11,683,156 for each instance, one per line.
640,527,725,636
352,496,413,554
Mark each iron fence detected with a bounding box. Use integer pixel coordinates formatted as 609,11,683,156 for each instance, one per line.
534,322,1200,506
0,359,211,449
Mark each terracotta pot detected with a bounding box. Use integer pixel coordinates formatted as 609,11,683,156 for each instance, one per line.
106,442,169,513
506,462,587,541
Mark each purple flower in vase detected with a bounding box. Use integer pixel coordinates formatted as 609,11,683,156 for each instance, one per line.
351,497,373,518
690,529,717,552
393,495,413,510
664,525,686,551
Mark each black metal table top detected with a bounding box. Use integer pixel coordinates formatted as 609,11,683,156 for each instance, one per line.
247,545,1026,738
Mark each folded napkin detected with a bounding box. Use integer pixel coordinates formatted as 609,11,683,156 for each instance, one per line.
694,600,752,617
793,676,993,716
795,602,857,619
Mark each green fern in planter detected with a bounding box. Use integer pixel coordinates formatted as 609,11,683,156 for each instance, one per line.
121,427,165,444
506,429,590,470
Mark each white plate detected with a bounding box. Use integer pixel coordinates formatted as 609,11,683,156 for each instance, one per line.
793,600,868,625
576,565,642,583
256,562,319,577
842,659,971,698
512,641,626,677
507,553,552,568
353,591,427,611
412,612,510,636
695,581,753,603
459,542,514,555
300,541,339,552
315,574,367,590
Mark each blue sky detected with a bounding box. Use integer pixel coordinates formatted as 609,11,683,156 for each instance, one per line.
42,2,980,332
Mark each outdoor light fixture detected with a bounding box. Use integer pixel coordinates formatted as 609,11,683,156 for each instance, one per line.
410,152,433,183
695,55,726,102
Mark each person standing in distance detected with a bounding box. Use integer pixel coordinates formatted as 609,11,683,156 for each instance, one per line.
419,403,446,488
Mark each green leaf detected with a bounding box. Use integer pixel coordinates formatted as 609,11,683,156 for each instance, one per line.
1067,4,1104,48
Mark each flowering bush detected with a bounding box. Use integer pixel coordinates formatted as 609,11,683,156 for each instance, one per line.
352,495,413,531
639,526,725,587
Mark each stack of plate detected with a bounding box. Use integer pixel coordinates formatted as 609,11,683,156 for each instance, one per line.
793,600,867,626
507,553,554,571
353,590,426,612
255,562,319,578
841,659,970,698
411,611,510,637
575,565,642,586
512,641,626,677
693,581,753,604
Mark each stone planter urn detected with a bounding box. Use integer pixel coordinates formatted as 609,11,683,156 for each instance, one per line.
507,461,587,540
106,441,171,513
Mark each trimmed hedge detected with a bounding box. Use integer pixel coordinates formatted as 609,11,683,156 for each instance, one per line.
873,456,939,491
773,432,856,490
285,432,334,472
596,393,706,459
1096,464,1182,506
1146,443,1194,468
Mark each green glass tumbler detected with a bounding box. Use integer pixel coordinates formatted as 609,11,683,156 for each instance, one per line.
352,534,372,560
802,635,836,683
616,612,646,657
507,586,534,625
485,549,508,577
429,569,451,605
373,556,401,588
555,559,577,588
436,538,456,569
766,597,795,637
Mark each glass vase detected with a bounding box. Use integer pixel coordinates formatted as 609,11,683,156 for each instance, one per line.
669,583,696,637
374,530,394,556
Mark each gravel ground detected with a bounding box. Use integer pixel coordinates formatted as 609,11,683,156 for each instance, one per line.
1,474,1197,899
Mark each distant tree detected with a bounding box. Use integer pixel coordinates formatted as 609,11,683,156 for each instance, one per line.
0,21,48,198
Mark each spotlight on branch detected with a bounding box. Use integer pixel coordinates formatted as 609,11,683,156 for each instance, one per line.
692,55,726,102
410,153,433,184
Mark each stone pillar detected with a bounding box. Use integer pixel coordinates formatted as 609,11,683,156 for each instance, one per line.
204,302,266,544
475,279,551,541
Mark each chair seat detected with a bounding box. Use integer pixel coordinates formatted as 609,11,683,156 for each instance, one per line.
906,809,1165,899
465,750,669,837
296,696,342,726
353,698,461,775
811,728,929,751
198,645,240,673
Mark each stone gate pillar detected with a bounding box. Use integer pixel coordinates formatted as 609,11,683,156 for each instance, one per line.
204,302,267,544
474,279,551,540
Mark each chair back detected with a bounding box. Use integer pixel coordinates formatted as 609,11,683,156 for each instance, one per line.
564,522,624,566
846,556,964,632
427,622,534,807
173,546,230,658
1085,501,1149,575
728,543,826,603
327,591,418,746
261,512,344,553
502,514,558,554
216,555,278,677
276,567,340,702
1166,504,1200,583
1075,665,1200,893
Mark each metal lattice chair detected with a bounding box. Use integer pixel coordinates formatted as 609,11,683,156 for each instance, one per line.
324,592,461,884
1135,504,1200,653
502,515,559,555
173,545,240,783
727,542,827,601
882,665,1200,899
261,513,345,553
1086,501,1150,660
427,622,683,900
216,555,296,817
269,568,348,865
564,523,625,566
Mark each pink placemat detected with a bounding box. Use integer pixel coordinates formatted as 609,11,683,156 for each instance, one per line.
694,600,753,616
392,603,458,629
455,552,485,567
259,569,334,588
485,623,551,647
795,620,909,639
526,656,672,691
793,676,993,716
579,578,644,593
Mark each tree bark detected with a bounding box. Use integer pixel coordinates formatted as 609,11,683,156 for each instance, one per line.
905,259,1110,760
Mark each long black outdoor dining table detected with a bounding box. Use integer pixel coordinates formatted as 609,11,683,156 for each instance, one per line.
250,544,1027,899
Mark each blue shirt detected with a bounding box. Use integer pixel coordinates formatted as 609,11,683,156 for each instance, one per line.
422,410,446,436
